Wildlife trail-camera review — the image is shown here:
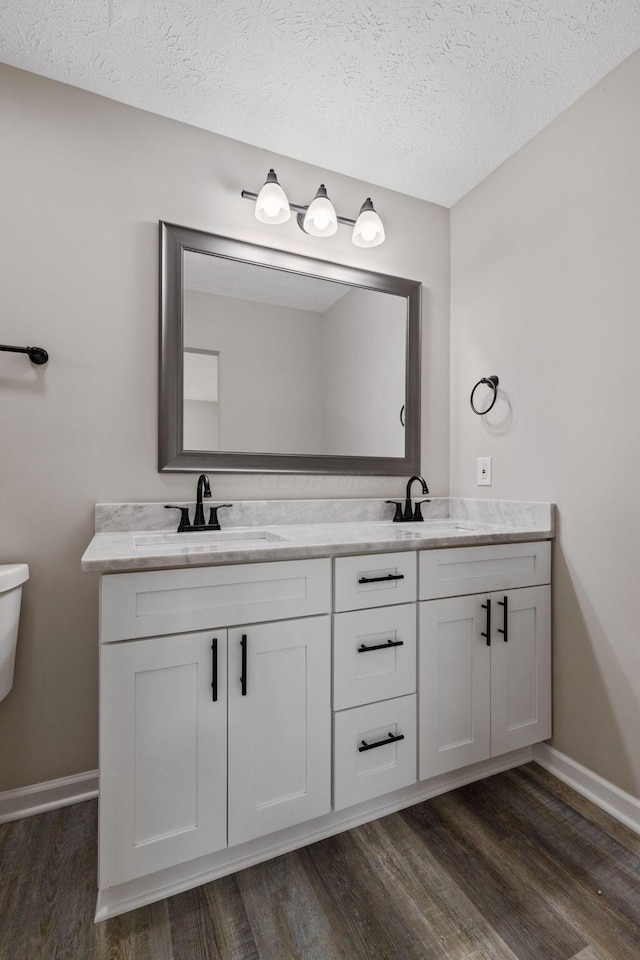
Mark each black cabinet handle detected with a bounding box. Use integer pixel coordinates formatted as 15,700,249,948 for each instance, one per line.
498,595,508,642
211,637,218,702
481,598,491,646
240,634,247,696
359,732,405,752
358,573,405,585
357,639,404,653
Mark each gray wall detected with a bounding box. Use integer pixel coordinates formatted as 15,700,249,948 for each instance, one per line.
0,63,450,791
322,288,406,458
450,49,640,796
183,399,219,451
185,291,326,455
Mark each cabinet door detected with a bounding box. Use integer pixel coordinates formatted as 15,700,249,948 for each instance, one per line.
99,630,227,887
490,585,551,755
419,596,491,779
227,616,331,846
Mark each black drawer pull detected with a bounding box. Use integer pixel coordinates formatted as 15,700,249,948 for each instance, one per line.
211,637,218,702
357,639,404,653
358,573,405,585
498,595,508,642
240,634,247,696
481,598,491,646
359,732,405,752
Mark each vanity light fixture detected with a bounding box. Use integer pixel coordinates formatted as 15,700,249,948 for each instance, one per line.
254,169,291,224
301,184,337,237
352,198,385,248
241,171,385,247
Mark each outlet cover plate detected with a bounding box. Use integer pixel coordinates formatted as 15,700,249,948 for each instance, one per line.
477,457,492,486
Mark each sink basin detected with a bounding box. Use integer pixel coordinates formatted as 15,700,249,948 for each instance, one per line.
293,520,479,544
127,520,480,557
133,529,290,552
383,521,478,539
389,520,478,533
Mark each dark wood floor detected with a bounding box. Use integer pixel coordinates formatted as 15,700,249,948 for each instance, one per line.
1,763,639,960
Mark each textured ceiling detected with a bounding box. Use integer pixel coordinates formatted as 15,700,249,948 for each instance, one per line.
2,1,640,206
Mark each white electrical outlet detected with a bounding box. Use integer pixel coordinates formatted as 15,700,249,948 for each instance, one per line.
477,457,492,486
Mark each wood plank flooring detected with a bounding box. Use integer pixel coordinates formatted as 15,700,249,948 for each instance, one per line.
1,763,639,960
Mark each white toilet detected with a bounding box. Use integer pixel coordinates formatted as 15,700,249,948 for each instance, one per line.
0,563,29,703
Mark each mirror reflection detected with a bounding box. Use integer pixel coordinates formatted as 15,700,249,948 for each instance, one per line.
182,349,220,449
182,252,407,459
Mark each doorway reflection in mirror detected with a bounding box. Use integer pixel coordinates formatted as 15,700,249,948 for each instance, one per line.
183,349,220,450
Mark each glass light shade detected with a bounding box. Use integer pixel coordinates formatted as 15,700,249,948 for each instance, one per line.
352,198,385,247
303,184,338,237
255,169,290,224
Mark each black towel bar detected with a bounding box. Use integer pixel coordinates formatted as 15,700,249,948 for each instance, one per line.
0,344,49,364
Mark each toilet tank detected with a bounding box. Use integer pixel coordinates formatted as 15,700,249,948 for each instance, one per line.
0,564,29,703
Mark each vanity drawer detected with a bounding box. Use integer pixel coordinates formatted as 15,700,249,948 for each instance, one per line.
334,552,416,612
100,558,331,642
333,604,416,710
419,541,551,600
333,695,417,811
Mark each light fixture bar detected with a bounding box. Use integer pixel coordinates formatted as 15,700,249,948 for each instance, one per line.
241,190,357,227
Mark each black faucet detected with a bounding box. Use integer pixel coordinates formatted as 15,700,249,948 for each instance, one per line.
386,475,430,522
164,473,233,532
194,474,212,526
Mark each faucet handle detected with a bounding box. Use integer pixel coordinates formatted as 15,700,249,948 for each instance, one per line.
165,505,191,532
385,500,404,523
207,504,233,530
412,499,431,521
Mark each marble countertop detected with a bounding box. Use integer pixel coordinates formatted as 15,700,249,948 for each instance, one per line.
81,498,555,573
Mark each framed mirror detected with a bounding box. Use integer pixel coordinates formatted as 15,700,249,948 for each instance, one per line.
160,222,421,474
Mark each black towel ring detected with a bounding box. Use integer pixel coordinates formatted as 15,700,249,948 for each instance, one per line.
470,375,499,415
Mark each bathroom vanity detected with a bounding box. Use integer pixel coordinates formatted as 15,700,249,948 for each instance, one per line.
83,498,553,920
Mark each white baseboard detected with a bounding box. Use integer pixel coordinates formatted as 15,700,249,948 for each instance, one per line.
533,743,640,836
0,770,98,824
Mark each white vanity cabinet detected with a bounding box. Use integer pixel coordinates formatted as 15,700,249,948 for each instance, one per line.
94,536,553,919
418,542,552,780
332,552,418,810
99,558,331,889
